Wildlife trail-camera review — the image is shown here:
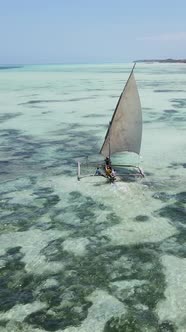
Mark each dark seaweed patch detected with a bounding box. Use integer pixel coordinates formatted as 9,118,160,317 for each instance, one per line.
176,191,186,203
103,245,166,331
158,320,176,332
12,151,34,158
0,128,22,137
152,192,174,202
33,187,60,207
25,301,91,331
144,171,153,176
159,230,186,258
34,187,54,196
163,109,178,114
69,190,83,200
104,309,158,332
0,129,39,177
83,113,106,118
135,215,149,222
144,120,152,123
50,193,115,235
168,162,186,169
155,187,186,223
171,98,186,108
68,97,97,102
157,204,186,223
104,314,176,332
19,96,96,106
0,183,165,332
34,235,165,331
0,247,35,311
143,81,167,88
6,246,22,255
154,89,184,93
158,113,177,122
156,191,186,229
19,99,63,105
110,95,119,99
174,116,185,121
0,320,8,327
0,112,22,122
0,160,11,166
156,190,186,229
0,123,101,180
43,195,60,207
0,184,61,232
0,204,47,232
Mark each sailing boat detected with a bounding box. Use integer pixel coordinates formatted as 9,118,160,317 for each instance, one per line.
77,63,144,181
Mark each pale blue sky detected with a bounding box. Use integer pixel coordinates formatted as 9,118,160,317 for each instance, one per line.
0,0,186,64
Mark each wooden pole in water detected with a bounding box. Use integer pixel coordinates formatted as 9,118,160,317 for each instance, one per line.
77,161,81,181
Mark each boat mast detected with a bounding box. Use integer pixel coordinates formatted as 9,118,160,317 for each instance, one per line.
108,121,111,159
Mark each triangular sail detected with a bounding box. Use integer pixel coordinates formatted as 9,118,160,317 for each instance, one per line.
100,65,142,158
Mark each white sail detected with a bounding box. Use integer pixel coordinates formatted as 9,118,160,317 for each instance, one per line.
100,66,142,157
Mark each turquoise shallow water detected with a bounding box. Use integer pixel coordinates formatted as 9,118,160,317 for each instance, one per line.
0,63,186,332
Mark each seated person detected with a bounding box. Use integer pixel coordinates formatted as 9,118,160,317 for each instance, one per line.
95,167,106,177
111,169,116,178
95,167,102,175
105,165,112,178
105,156,111,167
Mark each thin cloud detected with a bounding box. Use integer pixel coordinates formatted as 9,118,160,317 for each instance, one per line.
137,32,186,42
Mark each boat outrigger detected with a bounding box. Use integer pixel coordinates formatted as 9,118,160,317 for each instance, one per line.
77,63,144,181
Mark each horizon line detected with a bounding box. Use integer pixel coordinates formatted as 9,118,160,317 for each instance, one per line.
1,57,185,66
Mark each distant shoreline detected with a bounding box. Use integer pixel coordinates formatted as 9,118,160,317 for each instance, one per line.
135,58,186,64
0,65,23,70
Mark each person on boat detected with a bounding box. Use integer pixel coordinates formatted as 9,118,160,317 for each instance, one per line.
104,157,111,173
105,165,112,178
95,167,102,176
95,167,106,178
105,166,116,182
111,168,116,179
105,156,110,165
105,156,111,167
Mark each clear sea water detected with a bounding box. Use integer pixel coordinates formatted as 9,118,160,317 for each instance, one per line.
0,63,186,332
